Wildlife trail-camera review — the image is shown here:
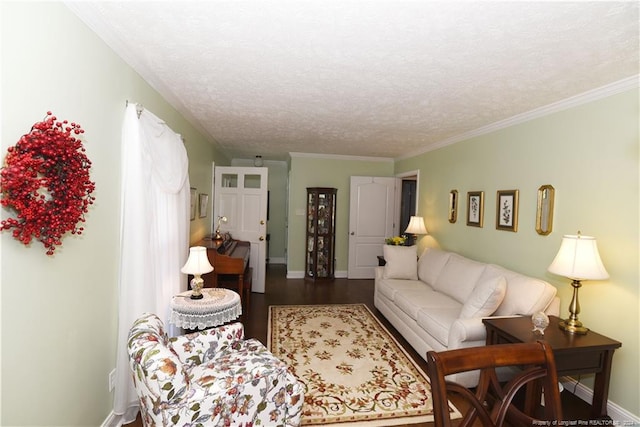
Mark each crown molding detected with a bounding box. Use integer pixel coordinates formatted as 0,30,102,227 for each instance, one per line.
289,152,393,162
398,75,640,161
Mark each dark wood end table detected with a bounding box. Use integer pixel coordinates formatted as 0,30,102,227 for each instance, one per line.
483,315,621,419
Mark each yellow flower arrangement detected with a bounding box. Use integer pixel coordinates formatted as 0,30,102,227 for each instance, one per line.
385,235,407,246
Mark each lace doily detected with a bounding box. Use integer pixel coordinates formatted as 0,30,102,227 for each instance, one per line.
170,288,242,330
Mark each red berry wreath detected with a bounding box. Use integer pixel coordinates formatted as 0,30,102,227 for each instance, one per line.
1,112,95,255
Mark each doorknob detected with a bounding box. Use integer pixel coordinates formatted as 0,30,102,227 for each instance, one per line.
259,236,264,241
350,232,355,235
260,220,265,225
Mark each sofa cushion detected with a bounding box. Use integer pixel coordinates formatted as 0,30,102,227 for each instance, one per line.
383,245,418,280
395,289,461,320
480,265,557,316
460,276,507,319
416,307,461,347
433,254,487,304
377,278,430,302
417,247,451,285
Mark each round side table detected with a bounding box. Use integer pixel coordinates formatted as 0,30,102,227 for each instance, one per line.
170,288,242,330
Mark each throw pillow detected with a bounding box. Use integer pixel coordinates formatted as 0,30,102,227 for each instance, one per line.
383,245,418,280
432,254,486,303
417,247,451,285
459,276,507,319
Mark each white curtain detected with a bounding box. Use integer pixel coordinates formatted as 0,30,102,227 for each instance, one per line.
113,103,190,422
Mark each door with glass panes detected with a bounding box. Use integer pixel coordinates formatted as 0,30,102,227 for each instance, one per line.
214,167,268,292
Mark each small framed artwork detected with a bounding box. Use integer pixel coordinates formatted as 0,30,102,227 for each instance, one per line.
199,193,209,218
496,190,519,232
466,191,484,227
448,189,458,223
190,188,197,221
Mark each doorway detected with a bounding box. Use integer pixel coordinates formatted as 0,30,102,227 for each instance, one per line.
400,179,416,233
397,171,419,235
213,166,268,293
347,176,398,279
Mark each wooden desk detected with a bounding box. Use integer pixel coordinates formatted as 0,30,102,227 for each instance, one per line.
483,315,621,419
217,267,252,315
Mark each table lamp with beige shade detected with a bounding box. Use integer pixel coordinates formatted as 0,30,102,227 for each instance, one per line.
181,246,214,300
548,232,609,334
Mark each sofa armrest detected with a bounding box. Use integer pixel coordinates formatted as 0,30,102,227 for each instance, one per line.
169,322,245,366
448,317,488,349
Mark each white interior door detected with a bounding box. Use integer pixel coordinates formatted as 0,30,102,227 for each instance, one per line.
348,176,398,278
214,167,268,293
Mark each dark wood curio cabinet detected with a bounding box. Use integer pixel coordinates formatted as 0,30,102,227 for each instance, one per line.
305,187,337,280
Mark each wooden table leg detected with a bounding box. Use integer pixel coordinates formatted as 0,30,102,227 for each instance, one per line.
590,349,615,418
237,273,244,302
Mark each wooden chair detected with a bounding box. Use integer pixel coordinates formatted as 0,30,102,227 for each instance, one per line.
426,341,563,427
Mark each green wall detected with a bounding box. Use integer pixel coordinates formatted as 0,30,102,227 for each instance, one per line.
396,89,639,416
0,2,227,425
287,154,394,276
266,161,290,262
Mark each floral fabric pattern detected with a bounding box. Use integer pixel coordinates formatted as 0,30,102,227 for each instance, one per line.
128,313,304,426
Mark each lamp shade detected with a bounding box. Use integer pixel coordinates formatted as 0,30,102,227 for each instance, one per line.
405,216,428,235
181,246,214,275
548,234,608,281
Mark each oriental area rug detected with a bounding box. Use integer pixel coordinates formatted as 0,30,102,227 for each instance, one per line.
267,303,461,426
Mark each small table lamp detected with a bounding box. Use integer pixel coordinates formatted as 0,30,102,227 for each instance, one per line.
214,216,227,241
404,216,428,246
548,232,609,334
181,246,214,300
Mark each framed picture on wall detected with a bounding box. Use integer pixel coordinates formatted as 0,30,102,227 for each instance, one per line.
190,188,197,220
448,189,458,223
496,190,519,232
466,191,484,227
199,193,209,218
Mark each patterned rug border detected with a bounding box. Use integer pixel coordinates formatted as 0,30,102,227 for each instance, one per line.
267,303,461,426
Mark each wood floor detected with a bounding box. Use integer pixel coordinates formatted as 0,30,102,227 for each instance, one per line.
125,263,592,426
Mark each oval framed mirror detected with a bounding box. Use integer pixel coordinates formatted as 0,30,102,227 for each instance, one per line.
535,185,555,235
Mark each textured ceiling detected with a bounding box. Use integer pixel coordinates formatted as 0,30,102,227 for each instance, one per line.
68,1,639,161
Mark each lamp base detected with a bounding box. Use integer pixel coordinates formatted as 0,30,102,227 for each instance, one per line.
559,318,589,334
404,234,416,246
190,276,205,300
558,279,589,334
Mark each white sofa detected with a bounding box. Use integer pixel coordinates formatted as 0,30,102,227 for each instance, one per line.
374,245,559,386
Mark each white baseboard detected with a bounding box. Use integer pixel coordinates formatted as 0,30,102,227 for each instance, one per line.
101,406,138,427
100,411,119,427
287,270,305,279
268,257,285,264
560,377,639,423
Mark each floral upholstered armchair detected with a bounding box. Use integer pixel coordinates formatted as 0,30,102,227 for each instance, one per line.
128,313,305,426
